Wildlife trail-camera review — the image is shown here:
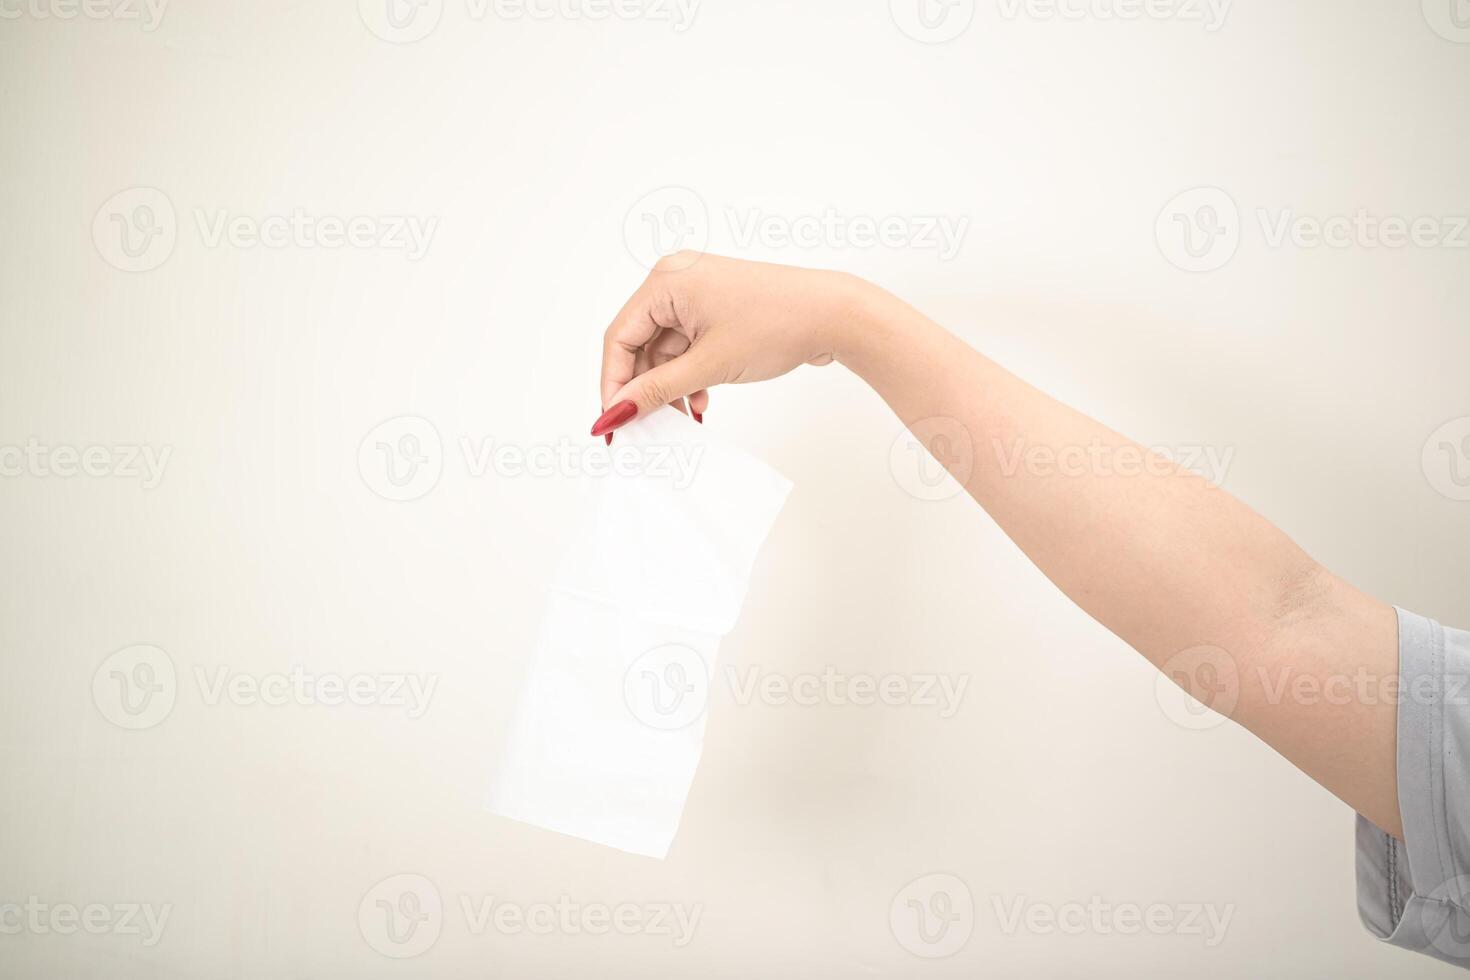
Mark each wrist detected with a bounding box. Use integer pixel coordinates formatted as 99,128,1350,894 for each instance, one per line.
827,275,924,381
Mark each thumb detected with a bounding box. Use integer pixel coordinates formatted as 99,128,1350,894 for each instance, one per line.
591,349,717,438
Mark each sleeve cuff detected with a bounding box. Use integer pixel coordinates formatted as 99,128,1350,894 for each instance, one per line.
1355,607,1470,967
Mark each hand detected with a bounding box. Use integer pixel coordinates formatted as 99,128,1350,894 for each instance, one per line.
592,253,870,438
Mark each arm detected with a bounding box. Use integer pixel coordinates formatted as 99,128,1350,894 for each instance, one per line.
596,253,1403,838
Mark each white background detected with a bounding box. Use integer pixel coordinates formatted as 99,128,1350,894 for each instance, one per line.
2,0,1468,975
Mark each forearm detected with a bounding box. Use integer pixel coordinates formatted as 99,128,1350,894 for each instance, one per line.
834,281,1402,836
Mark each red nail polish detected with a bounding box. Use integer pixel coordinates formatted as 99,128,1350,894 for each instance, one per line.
692,411,703,424
605,433,613,446
591,400,637,438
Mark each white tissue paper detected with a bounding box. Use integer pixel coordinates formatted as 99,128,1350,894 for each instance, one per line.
487,406,792,858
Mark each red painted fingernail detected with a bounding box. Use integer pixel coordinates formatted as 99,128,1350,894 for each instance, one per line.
591,400,637,438
692,411,703,424
604,433,613,446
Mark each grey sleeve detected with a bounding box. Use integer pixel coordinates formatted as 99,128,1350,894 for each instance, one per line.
1356,607,1470,968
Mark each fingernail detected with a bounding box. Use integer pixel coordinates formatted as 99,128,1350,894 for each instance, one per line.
604,433,613,446
591,400,637,438
692,411,703,424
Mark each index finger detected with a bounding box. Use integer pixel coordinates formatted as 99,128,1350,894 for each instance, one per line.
599,277,682,410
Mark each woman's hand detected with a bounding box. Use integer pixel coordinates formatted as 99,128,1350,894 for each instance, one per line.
592,252,872,438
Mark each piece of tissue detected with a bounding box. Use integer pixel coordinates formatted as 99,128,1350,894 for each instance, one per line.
486,406,792,858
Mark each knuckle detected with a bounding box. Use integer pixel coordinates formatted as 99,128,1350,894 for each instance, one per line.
603,327,637,356
640,376,671,407
653,250,702,274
